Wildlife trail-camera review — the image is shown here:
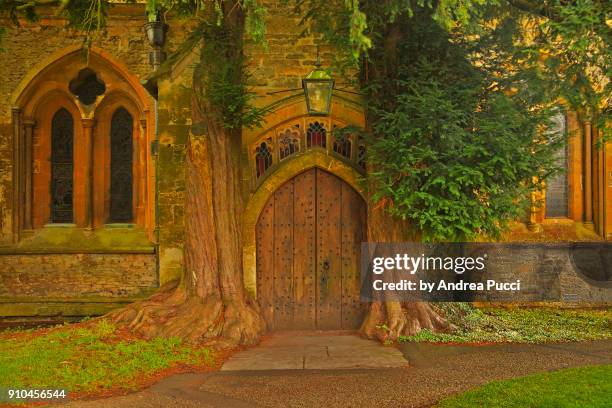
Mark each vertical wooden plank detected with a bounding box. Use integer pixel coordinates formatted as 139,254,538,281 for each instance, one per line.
256,195,275,330
316,169,343,329
273,179,294,329
341,183,366,329
292,169,317,329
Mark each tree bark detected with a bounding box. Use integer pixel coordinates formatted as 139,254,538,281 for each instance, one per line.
107,2,264,347
359,204,454,342
107,104,263,347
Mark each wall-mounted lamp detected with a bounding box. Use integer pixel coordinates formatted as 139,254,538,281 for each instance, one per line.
302,52,334,116
144,10,168,69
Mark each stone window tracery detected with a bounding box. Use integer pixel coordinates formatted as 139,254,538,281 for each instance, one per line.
357,142,366,170
332,128,352,159
251,118,365,183
278,128,300,160
307,121,327,148
69,69,106,105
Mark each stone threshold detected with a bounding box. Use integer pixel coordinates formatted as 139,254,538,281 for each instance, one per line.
221,332,409,371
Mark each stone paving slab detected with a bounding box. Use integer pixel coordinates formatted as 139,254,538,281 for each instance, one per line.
221,333,409,371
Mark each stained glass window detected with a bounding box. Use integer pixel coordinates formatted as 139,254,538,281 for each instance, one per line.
279,128,300,160
545,111,568,218
255,139,273,178
109,108,133,222
50,108,74,223
307,121,327,148
333,131,351,159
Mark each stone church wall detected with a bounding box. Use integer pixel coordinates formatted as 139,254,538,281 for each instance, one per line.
0,253,157,326
0,4,182,323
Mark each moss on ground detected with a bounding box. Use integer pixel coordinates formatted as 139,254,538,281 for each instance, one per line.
0,319,213,393
400,305,612,343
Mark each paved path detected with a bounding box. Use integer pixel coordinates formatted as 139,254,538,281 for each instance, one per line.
221,332,409,370
55,338,612,408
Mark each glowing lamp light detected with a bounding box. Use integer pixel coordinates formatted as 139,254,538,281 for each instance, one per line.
302,57,334,116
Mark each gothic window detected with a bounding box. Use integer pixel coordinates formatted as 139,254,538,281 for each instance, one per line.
109,108,134,223
279,128,300,160
545,111,568,218
332,130,352,159
50,108,74,223
255,139,273,178
307,121,327,148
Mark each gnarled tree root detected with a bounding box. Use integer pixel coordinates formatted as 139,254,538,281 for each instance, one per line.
360,301,455,342
105,281,264,347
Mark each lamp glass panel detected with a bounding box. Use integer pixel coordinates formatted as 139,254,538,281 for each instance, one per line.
305,81,332,114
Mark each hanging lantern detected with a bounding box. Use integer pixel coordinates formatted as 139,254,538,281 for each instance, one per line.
302,57,334,116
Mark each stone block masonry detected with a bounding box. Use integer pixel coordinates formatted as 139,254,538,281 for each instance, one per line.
0,253,157,323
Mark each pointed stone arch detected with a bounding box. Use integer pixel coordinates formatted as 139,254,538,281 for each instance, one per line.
12,45,151,114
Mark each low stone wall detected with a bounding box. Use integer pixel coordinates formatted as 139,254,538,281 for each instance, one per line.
465,243,611,303
0,252,158,324
361,242,611,304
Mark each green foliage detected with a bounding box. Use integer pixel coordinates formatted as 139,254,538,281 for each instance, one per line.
437,365,612,408
0,320,214,392
148,1,268,130
521,0,610,137
364,11,561,241
188,19,267,131
302,0,609,241
398,306,612,343
0,0,111,47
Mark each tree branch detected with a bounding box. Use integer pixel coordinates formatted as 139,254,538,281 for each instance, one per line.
507,0,560,21
6,0,59,7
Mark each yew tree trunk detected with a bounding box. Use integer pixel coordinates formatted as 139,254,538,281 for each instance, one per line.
358,16,453,342
108,119,263,346
108,2,263,347
359,205,453,342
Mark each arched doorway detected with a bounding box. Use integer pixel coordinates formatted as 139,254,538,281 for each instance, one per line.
256,168,367,331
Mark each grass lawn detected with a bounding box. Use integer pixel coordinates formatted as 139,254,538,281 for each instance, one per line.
436,365,612,408
399,306,612,343
0,319,214,395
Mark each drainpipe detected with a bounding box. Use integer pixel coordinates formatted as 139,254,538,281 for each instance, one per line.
153,99,160,283
144,10,167,284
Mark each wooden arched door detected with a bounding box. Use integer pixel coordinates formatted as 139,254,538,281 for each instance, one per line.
256,168,366,331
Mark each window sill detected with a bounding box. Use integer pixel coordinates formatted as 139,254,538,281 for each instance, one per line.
104,223,136,229
4,226,155,255
542,217,574,224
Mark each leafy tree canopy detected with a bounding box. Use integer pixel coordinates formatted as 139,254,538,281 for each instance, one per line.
303,0,610,241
